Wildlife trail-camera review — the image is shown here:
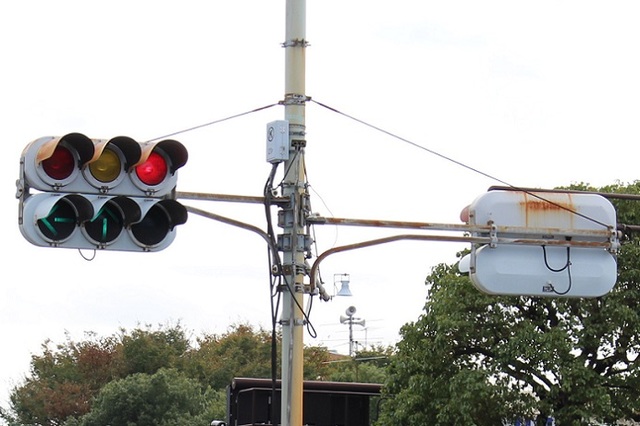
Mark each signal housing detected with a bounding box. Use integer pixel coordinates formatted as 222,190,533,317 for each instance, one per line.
17,133,189,252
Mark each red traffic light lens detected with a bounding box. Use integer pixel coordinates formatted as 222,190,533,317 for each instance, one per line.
42,145,75,180
135,151,168,186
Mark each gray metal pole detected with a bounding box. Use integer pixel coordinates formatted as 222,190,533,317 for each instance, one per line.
281,1,307,425
349,319,354,357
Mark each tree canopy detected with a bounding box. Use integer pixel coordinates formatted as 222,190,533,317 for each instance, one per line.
65,368,219,426
1,321,389,426
379,182,640,425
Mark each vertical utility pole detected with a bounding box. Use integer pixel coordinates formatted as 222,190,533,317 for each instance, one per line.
348,318,355,357
280,1,307,425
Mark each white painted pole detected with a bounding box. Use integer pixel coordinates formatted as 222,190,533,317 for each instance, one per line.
281,0,306,425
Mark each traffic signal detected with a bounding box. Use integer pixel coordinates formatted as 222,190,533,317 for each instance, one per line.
17,133,188,252
458,189,618,297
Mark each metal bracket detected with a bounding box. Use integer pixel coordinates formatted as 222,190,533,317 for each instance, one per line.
15,157,27,199
291,139,306,148
277,234,312,252
15,178,24,200
16,159,28,225
280,94,311,106
609,229,621,254
281,39,310,48
469,243,478,274
489,222,498,248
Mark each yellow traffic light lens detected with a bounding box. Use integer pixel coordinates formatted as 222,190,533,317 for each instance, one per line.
89,148,122,183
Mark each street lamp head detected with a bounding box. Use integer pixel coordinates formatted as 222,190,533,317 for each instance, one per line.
335,273,352,297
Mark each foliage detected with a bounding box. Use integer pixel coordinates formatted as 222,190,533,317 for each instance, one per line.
119,323,191,376
326,346,393,384
2,323,272,425
181,323,276,390
5,331,123,426
302,344,335,381
378,181,640,426
67,368,219,426
2,321,379,426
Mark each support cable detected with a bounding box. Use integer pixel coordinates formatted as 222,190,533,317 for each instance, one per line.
309,99,611,230
143,103,280,143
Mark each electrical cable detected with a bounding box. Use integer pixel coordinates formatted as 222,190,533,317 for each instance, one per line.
276,150,299,189
273,147,319,339
304,301,319,339
541,245,573,295
263,162,282,424
311,99,510,186
300,155,320,338
309,98,611,230
143,103,280,143
134,97,601,416
542,246,571,273
139,97,598,355
301,189,320,336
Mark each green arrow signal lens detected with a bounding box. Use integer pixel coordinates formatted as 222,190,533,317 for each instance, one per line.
37,200,77,241
85,201,124,244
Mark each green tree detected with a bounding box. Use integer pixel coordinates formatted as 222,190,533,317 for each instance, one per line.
5,332,122,426
3,323,191,426
326,346,392,384
2,316,388,425
379,182,640,425
303,344,334,381
181,323,276,389
69,368,219,426
119,323,191,375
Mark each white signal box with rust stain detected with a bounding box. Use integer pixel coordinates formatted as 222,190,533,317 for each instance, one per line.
469,190,616,240
460,190,618,298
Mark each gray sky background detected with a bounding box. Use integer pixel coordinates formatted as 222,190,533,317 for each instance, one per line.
1,0,639,409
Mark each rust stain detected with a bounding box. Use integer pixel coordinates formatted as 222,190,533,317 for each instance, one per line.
522,199,570,211
35,137,61,164
521,193,576,228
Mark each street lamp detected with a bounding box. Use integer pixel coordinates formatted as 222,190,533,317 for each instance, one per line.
334,273,353,297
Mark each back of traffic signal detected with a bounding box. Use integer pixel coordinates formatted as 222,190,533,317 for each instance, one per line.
17,133,188,252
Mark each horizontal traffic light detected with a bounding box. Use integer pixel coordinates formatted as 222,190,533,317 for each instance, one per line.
17,133,189,252
21,133,188,197
20,193,187,252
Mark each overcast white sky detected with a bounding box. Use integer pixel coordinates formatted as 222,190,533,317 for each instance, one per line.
1,0,639,409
